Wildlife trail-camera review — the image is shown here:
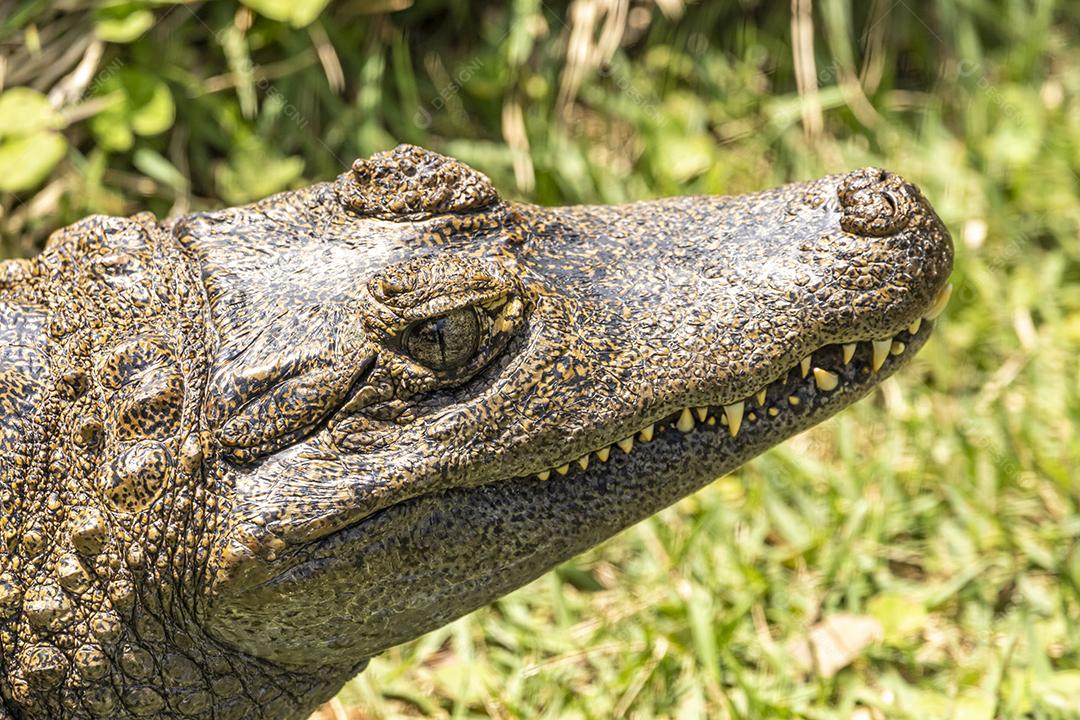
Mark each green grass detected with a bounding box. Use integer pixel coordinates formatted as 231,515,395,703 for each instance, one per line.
3,1,1080,718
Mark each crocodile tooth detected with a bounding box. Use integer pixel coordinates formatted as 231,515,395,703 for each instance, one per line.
536,470,550,481
768,407,779,416
800,356,811,378
908,318,922,335
639,424,654,442
676,408,695,433
842,343,857,364
812,367,838,391
577,455,589,471
788,395,800,406
871,339,891,371
596,446,610,462
724,402,744,437
755,389,767,406
617,437,634,454
891,340,905,355
694,407,708,423
555,464,570,476
924,282,952,320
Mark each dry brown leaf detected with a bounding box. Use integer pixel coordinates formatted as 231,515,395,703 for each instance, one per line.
789,613,884,678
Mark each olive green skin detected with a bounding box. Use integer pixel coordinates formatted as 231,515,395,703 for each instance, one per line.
0,146,952,720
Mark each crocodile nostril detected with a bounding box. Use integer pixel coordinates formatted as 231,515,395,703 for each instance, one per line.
837,166,916,237
882,191,898,216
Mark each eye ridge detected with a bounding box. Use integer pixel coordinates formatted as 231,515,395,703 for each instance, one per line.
403,306,481,371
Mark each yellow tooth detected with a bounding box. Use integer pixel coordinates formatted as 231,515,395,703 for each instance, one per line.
788,395,800,406
596,446,610,462
755,389,767,406
800,356,811,378
676,408,695,433
768,407,779,417
577,455,589,471
724,401,744,437
871,339,891,371
639,424,654,442
536,470,550,481
842,343,857,364
813,367,839,391
707,417,716,426
908,318,922,335
555,464,570,476
924,282,952,320
891,340,905,355
694,406,708,423
617,436,634,454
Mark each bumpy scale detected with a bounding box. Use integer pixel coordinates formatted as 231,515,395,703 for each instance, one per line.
0,145,953,719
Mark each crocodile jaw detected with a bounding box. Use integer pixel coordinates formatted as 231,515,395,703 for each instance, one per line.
211,315,942,666
200,166,952,668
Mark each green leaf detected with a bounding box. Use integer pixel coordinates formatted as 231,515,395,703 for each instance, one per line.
867,593,928,647
94,4,156,43
240,0,331,27
132,148,188,193
89,102,135,152
0,130,67,192
214,140,305,205
124,73,175,136
0,87,60,139
89,69,175,150
1035,670,1080,711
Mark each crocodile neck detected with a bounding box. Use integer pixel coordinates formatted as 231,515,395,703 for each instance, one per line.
0,215,348,720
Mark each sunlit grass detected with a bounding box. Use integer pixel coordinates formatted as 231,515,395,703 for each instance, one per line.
3,1,1079,718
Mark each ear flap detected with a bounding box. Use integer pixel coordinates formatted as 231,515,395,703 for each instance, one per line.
337,144,500,221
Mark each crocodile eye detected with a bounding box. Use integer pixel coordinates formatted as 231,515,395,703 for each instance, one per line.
404,307,480,370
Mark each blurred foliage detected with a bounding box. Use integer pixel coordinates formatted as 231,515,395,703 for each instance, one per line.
3,0,1080,718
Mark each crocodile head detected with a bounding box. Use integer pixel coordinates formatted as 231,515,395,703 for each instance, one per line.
177,145,952,683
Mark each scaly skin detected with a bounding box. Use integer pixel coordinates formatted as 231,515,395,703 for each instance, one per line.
0,145,953,719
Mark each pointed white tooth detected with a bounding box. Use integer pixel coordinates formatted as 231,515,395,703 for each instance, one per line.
755,389,767,406
639,424,654,442
891,340,905,355
596,446,610,462
536,470,551,481
617,436,634,454
842,343,857,364
724,401,744,437
924,282,952,320
555,464,570,476
676,408,695,433
908,318,922,335
800,356,811,378
694,406,708,423
576,455,589,471
812,367,839,391
871,339,891,371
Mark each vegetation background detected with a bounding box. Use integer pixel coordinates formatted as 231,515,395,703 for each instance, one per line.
2,0,1078,717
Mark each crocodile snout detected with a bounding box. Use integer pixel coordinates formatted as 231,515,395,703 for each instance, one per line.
837,167,921,237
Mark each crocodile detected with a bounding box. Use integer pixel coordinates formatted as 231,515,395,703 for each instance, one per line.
0,144,953,719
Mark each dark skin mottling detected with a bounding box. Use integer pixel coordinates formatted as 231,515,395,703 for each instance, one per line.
0,145,953,719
